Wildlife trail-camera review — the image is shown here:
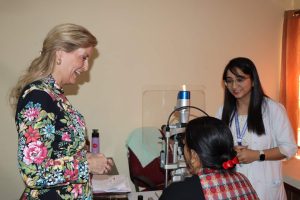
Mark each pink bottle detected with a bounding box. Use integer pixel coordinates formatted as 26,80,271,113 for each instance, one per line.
92,129,100,154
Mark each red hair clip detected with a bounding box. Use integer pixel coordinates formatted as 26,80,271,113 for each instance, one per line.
222,157,239,169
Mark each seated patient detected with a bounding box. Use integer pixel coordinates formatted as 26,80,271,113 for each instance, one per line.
159,116,259,200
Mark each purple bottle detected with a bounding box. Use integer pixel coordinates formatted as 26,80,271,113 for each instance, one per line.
92,129,100,154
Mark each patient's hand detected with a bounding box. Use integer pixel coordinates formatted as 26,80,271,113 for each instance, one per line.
87,153,114,174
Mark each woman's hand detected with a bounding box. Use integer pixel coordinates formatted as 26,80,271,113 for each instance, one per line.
234,146,259,164
87,153,113,174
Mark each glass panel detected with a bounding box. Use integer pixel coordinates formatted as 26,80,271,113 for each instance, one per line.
142,86,206,129
141,85,206,150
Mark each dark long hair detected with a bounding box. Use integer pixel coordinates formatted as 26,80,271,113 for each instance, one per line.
222,57,266,135
185,116,236,169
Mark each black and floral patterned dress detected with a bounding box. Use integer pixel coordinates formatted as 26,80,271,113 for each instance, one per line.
16,75,92,199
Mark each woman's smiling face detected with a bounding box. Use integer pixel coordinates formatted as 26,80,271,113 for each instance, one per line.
225,68,253,102
53,46,94,86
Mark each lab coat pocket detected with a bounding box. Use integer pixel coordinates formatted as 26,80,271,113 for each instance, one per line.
268,179,286,200
251,161,286,200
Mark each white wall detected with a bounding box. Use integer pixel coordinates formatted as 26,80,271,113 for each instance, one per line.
294,0,300,8
0,0,297,199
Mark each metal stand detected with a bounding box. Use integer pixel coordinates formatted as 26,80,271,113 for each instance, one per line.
160,106,209,187
163,125,187,187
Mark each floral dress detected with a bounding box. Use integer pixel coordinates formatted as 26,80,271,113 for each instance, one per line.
16,75,92,200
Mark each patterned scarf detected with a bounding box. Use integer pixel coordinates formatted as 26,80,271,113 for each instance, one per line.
198,168,259,200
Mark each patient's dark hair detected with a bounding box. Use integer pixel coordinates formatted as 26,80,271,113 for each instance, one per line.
185,116,236,169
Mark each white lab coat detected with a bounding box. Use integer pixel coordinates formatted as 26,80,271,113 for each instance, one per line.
216,97,297,200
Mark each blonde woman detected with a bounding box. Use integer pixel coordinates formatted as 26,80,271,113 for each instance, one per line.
10,23,112,199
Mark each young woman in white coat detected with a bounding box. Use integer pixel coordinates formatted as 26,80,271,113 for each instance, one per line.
217,57,297,200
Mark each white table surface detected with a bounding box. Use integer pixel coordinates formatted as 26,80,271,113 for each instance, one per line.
283,156,300,190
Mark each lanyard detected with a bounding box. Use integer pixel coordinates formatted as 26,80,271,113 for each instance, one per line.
234,112,247,146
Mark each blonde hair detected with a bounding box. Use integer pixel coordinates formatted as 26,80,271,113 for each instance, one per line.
9,23,97,112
